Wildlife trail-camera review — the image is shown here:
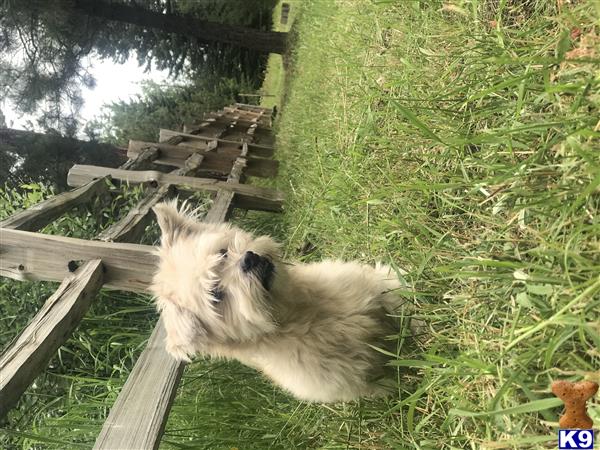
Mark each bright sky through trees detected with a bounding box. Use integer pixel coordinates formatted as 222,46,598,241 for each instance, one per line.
2,55,171,131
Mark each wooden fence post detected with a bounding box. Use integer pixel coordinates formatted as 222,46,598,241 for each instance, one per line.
0,104,280,446
0,260,105,419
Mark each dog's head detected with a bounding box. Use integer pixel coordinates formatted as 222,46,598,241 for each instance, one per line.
150,201,281,361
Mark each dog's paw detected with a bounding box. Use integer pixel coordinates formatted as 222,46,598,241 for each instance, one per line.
157,300,204,363
165,342,193,362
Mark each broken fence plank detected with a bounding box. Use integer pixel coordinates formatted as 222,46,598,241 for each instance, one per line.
67,165,283,213
0,259,104,419
0,177,110,232
0,228,156,292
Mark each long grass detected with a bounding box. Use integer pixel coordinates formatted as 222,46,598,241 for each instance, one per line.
167,0,599,448
0,184,162,448
1,0,598,448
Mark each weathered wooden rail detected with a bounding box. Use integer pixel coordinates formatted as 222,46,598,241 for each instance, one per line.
0,103,280,449
67,165,283,212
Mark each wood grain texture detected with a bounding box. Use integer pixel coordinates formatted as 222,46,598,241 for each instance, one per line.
93,142,247,448
0,228,156,292
234,102,273,113
97,154,205,243
204,191,235,224
199,114,271,130
0,177,110,232
93,319,184,450
96,185,171,243
129,139,211,154
226,105,268,116
184,117,233,138
119,146,159,170
173,152,204,176
1,103,278,446
159,129,274,157
205,144,248,224
67,165,283,212
0,260,104,419
127,140,278,178
162,134,185,146
183,111,226,134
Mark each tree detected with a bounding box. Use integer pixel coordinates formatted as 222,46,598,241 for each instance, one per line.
0,128,124,190
91,76,255,146
0,0,281,130
73,0,287,55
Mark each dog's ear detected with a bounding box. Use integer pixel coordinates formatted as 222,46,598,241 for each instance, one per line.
153,201,198,247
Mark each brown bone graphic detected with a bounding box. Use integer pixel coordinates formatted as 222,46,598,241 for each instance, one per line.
551,380,598,429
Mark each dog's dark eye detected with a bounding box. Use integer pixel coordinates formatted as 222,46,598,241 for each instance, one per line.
219,248,228,258
210,287,224,303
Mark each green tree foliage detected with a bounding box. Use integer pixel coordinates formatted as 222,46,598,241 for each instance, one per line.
0,128,123,190
88,75,256,146
0,0,278,130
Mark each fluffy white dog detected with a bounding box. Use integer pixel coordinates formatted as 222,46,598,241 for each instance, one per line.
150,201,411,402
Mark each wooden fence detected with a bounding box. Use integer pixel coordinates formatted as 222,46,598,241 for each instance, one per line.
0,103,282,449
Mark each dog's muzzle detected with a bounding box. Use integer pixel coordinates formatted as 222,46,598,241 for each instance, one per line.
241,251,275,290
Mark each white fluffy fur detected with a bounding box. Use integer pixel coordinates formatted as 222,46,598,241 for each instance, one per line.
150,201,410,402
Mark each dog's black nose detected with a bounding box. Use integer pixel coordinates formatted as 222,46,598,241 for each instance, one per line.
241,251,261,272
